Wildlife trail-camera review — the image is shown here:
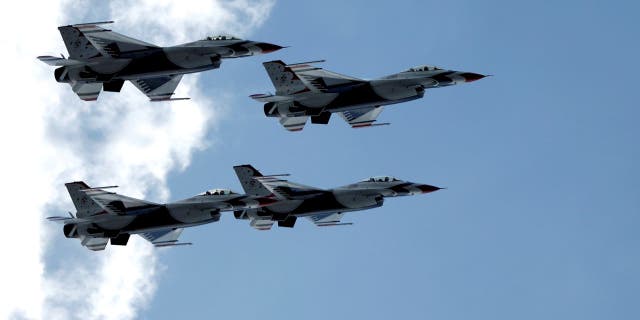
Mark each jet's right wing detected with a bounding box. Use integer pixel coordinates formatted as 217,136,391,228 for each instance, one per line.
131,75,189,101
139,228,191,247
338,106,389,128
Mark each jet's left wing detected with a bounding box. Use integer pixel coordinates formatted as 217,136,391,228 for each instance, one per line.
81,186,160,216
253,175,327,200
338,106,389,128
131,75,190,101
139,228,192,247
72,21,158,58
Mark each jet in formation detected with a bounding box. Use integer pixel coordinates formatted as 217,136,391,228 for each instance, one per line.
49,165,440,250
48,181,278,251
251,60,486,131
232,165,441,230
38,21,283,101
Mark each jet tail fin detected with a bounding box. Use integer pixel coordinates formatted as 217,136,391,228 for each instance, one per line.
262,60,310,95
233,165,273,197
58,25,103,60
65,181,104,218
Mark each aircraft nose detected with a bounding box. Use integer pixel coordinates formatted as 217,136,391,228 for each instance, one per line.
460,72,486,82
415,184,442,194
254,42,285,54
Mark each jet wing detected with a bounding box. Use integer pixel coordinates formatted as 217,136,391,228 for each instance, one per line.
139,228,192,247
82,187,160,216
307,212,353,227
262,60,365,95
253,176,327,200
293,64,366,93
338,106,389,128
131,75,189,101
70,82,103,101
72,21,158,58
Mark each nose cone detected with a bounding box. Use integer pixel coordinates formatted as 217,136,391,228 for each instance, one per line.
459,72,486,83
416,184,442,194
255,42,285,54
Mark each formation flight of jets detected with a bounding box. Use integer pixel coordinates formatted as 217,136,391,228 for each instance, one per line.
40,20,489,251
49,165,440,251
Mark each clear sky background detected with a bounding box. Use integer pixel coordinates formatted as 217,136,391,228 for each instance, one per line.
150,1,639,319
2,1,638,319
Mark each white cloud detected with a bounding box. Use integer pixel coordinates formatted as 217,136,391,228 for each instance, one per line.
0,1,274,319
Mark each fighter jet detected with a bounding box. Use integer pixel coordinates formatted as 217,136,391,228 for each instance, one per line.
251,60,486,131
48,182,277,251
232,165,441,230
38,21,283,101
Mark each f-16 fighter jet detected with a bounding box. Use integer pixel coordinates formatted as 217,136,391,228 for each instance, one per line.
38,21,283,101
251,60,486,131
48,182,277,251
232,165,441,230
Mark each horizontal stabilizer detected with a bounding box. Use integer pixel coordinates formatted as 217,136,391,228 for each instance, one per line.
37,55,83,66
316,222,353,227
286,60,326,67
154,242,192,247
150,97,190,102
70,21,114,28
249,93,293,103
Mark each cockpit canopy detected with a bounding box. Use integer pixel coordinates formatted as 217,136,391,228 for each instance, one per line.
405,65,443,72
361,176,401,183
199,188,237,196
204,35,240,41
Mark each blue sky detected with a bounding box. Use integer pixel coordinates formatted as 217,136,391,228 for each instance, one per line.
133,1,640,319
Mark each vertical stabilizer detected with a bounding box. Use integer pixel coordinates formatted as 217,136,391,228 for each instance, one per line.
58,26,102,60
262,60,309,95
233,165,272,197
65,181,103,218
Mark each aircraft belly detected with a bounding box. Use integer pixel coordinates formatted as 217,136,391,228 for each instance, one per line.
165,49,217,69
296,93,339,108
325,83,387,110
116,51,213,79
93,215,136,230
334,190,384,209
89,59,131,75
370,82,420,101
